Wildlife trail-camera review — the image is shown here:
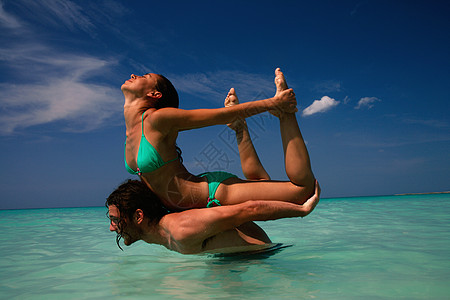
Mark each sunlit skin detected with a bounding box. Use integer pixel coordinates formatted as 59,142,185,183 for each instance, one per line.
121,68,315,211
112,78,320,254
122,73,160,99
108,205,139,246
107,182,320,254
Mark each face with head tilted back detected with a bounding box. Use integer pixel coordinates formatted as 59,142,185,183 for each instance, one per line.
121,73,161,99
121,73,179,109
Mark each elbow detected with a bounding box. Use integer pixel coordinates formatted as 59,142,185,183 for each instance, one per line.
299,207,312,218
299,198,319,218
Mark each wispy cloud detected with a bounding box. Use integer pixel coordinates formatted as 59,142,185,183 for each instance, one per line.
7,0,95,34
0,1,122,135
312,80,342,93
0,80,120,134
402,117,449,128
169,71,275,105
41,0,93,32
355,97,381,109
0,1,21,29
0,50,121,134
302,96,340,116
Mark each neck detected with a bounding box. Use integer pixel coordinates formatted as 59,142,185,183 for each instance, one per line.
123,94,154,135
140,219,171,249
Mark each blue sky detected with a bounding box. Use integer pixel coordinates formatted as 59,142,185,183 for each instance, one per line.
0,0,449,209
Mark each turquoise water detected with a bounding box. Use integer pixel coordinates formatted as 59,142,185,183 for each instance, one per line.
0,194,449,299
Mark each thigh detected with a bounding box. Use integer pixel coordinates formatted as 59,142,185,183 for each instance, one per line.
216,177,311,205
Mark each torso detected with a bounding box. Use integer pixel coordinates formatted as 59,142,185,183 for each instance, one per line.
141,163,210,210
125,110,210,210
200,223,271,253
164,221,272,255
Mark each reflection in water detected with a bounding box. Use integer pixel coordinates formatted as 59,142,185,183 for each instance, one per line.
109,244,321,299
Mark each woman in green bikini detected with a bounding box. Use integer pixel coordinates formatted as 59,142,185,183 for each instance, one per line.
122,68,315,210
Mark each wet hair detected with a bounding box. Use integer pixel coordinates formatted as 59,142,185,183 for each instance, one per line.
154,74,179,109
105,179,169,250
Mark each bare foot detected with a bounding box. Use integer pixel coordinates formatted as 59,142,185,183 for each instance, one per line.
224,88,239,107
271,67,289,118
224,88,245,131
274,67,288,96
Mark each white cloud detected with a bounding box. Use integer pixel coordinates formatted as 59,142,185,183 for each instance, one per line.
355,97,381,109
0,44,121,135
0,81,120,134
302,96,340,116
0,58,122,134
0,1,125,135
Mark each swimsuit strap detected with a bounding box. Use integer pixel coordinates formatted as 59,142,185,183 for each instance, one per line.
136,112,147,176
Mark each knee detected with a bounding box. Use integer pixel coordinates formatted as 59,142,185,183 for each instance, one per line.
290,177,315,204
288,170,315,188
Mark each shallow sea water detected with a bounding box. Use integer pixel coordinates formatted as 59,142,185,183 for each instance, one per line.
0,194,449,299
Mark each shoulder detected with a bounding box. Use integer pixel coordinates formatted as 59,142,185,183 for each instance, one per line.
160,211,196,239
160,212,208,253
150,107,184,122
146,108,184,132
141,108,176,133
162,207,228,237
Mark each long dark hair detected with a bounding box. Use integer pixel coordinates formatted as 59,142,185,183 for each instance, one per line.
154,74,179,109
105,179,169,250
154,74,183,162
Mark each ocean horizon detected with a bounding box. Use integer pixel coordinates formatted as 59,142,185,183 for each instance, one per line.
1,193,449,299
2,191,449,211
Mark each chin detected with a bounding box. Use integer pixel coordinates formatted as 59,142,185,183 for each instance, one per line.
123,237,137,246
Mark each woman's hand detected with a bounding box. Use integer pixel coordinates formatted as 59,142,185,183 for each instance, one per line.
270,88,298,115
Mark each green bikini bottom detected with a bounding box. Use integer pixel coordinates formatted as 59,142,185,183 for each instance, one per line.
198,171,237,207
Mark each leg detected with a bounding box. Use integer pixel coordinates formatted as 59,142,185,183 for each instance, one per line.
225,88,270,180
215,69,315,205
274,68,315,192
217,177,312,205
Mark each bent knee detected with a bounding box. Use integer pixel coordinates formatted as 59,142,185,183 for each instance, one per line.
289,179,315,204
290,172,315,188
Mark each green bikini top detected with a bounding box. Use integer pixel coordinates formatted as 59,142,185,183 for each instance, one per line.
125,113,179,175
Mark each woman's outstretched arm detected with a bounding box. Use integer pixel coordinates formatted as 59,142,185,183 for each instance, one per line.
150,89,297,133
